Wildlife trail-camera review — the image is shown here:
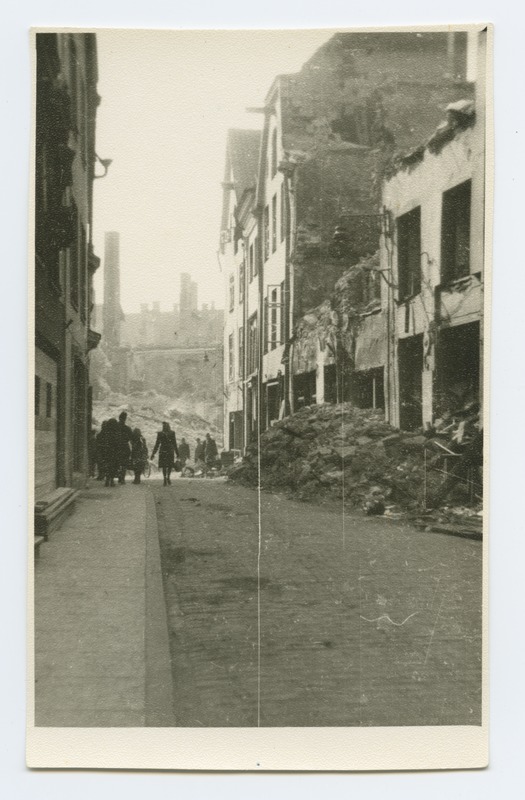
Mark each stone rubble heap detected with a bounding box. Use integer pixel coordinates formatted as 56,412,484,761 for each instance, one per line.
228,402,466,511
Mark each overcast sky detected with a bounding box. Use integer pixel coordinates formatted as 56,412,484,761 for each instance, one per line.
92,29,333,313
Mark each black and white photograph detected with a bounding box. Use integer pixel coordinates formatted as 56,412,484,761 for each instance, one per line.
28,24,490,770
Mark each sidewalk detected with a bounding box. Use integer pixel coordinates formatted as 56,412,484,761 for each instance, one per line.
33,480,174,727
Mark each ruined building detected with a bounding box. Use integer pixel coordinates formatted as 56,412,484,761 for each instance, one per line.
34,32,101,508
221,29,481,451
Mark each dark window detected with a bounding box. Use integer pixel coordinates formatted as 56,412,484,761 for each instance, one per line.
238,327,244,378
441,180,471,283
263,297,269,355
271,128,277,178
35,376,41,416
280,184,285,242
247,314,258,374
228,333,234,380
331,111,359,144
264,206,270,261
46,382,53,417
397,207,421,300
280,280,286,344
271,194,277,253
239,262,245,304
229,273,235,312
270,288,278,349
249,243,254,282
253,236,259,277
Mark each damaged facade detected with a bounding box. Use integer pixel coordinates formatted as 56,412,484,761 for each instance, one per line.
221,30,485,452
34,33,101,504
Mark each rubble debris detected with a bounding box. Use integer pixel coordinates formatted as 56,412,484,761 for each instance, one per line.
228,401,483,516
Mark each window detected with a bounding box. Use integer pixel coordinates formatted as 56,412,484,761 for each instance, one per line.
238,327,244,378
280,184,285,242
263,297,269,355
271,194,277,253
228,333,234,380
280,281,286,344
253,236,259,277
271,128,277,178
35,376,41,416
249,243,254,282
239,262,245,304
229,273,235,312
264,206,270,261
441,180,471,283
247,314,258,375
397,207,421,301
270,288,278,349
46,382,53,418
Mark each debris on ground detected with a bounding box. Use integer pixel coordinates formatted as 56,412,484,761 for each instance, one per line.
227,402,483,515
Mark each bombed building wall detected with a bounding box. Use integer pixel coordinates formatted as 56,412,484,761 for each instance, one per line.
292,252,386,409
291,146,381,317
280,31,472,158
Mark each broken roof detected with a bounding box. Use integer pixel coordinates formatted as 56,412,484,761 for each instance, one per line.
385,100,476,179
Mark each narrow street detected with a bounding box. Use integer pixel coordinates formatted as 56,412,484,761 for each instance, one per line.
153,478,482,728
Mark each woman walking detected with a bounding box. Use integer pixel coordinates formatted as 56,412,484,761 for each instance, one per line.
104,418,121,487
151,421,179,486
130,428,149,485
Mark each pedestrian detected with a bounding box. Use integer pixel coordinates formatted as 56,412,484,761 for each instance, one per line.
151,421,179,486
179,437,190,467
95,420,109,480
130,428,149,484
117,411,133,484
104,418,121,487
204,432,218,475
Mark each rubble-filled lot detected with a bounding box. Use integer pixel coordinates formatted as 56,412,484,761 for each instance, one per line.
228,403,482,523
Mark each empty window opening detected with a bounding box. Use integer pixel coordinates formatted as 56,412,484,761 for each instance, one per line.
441,180,471,284
397,207,421,301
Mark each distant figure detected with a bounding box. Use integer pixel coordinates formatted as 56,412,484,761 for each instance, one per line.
204,432,218,473
95,420,109,480
179,437,190,466
130,428,148,485
117,411,133,484
104,418,121,487
151,421,179,486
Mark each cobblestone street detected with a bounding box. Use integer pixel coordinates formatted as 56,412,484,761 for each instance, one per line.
154,478,482,728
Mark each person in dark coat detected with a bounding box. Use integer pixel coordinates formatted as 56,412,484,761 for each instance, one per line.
117,411,133,484
130,428,149,485
151,421,179,486
204,432,218,473
179,437,190,466
104,418,121,487
95,420,109,480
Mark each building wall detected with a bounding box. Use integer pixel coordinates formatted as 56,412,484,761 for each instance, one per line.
35,32,100,496
382,115,484,429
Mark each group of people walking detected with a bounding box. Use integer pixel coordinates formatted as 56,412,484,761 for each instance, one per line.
93,411,219,486
94,412,150,487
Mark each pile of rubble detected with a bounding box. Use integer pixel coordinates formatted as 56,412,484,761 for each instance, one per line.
228,402,481,513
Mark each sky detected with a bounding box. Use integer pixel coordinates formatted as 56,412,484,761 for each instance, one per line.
92,29,333,314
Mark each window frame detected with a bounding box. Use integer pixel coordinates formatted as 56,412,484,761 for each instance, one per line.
396,206,422,302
